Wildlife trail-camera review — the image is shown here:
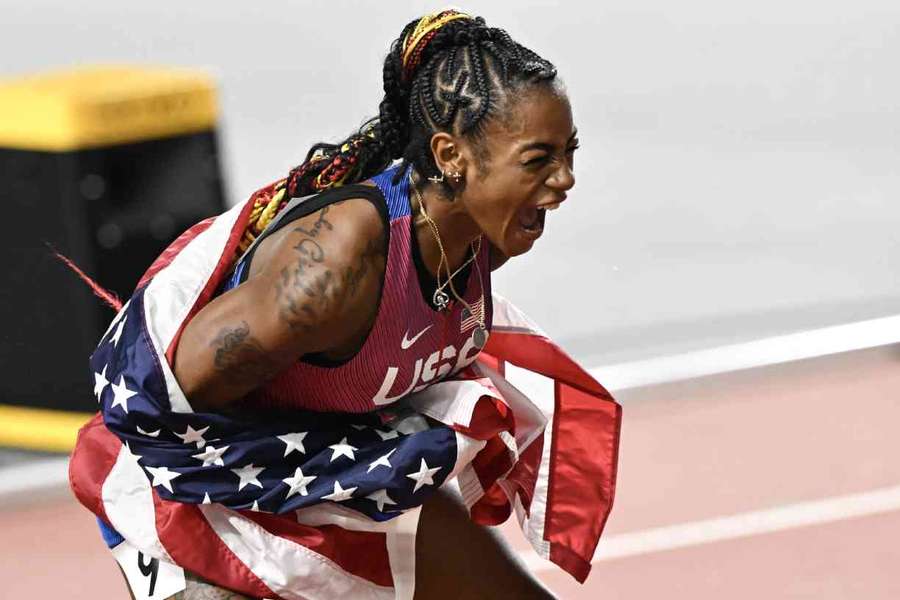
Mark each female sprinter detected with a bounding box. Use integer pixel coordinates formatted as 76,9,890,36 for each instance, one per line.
112,9,577,599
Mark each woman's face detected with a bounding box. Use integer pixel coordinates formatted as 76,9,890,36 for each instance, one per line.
460,85,578,257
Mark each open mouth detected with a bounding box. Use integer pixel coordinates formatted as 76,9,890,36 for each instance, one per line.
517,206,546,237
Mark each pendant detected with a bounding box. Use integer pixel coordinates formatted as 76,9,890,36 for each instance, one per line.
433,289,450,311
473,325,488,349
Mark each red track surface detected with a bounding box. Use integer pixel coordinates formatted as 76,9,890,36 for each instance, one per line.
3,345,899,598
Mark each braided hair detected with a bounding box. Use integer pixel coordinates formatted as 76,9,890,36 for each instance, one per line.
286,10,557,197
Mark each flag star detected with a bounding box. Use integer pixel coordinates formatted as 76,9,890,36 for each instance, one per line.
175,425,210,448
109,314,127,347
231,464,265,491
93,365,110,402
367,448,396,474
202,492,212,504
277,432,308,457
350,424,368,431
328,437,358,462
375,428,400,441
145,466,181,493
366,489,398,512
192,444,229,467
282,467,317,499
251,500,261,512
321,480,357,503
109,375,137,413
406,458,441,492
136,425,161,438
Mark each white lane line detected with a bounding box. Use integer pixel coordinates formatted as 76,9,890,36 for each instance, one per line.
0,456,70,500
590,314,900,390
524,483,900,572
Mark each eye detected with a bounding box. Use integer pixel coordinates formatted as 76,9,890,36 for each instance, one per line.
523,155,549,167
566,142,581,154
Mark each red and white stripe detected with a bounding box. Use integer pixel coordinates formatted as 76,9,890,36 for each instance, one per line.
460,295,485,334
480,294,622,583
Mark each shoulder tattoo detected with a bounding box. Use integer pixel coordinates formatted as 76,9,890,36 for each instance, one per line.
274,203,386,332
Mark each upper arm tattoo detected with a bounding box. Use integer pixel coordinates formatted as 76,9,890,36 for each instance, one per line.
209,321,279,384
292,204,334,238
273,203,386,333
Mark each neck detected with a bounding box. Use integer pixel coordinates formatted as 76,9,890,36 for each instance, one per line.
409,171,482,279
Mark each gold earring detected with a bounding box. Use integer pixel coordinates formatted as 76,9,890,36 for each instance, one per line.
428,170,445,184
451,171,462,182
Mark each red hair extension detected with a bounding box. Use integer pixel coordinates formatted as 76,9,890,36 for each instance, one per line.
48,244,123,312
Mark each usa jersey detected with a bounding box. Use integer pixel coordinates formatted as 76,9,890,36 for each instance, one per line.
222,165,493,413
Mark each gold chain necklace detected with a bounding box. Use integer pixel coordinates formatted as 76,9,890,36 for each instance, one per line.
408,173,488,349
433,235,481,308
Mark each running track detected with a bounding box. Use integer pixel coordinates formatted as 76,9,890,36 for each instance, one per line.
2,342,898,598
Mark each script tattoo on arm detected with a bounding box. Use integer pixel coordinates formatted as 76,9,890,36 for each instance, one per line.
292,204,333,238
209,321,278,384
274,236,331,332
274,204,386,333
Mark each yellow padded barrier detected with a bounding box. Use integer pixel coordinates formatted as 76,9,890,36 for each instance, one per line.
0,65,218,151
0,405,94,452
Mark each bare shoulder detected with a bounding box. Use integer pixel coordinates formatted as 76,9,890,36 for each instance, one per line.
172,195,387,410
249,197,387,350
250,197,385,278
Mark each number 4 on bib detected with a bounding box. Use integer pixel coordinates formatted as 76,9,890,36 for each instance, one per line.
111,541,186,600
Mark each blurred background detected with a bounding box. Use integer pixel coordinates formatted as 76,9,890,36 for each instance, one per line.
1,1,898,598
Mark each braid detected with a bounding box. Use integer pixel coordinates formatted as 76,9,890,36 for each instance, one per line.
283,9,559,199
409,75,430,132
392,12,558,188
285,120,386,198
422,59,445,128
465,40,491,130
481,40,510,82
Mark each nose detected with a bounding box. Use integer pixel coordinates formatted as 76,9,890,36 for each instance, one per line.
546,159,575,192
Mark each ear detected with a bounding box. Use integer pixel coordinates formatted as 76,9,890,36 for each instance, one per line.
429,132,468,179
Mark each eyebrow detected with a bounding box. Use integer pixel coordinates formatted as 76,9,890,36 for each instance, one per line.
517,129,579,153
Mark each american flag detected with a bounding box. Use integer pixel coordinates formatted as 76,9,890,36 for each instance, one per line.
69,196,622,599
460,295,484,334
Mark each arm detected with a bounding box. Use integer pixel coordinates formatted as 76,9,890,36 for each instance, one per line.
172,198,386,412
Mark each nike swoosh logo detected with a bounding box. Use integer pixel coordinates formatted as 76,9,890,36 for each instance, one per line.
401,325,432,350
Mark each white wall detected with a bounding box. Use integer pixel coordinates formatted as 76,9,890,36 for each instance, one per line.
2,0,898,362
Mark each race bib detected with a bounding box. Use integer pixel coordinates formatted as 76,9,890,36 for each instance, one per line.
111,542,186,600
